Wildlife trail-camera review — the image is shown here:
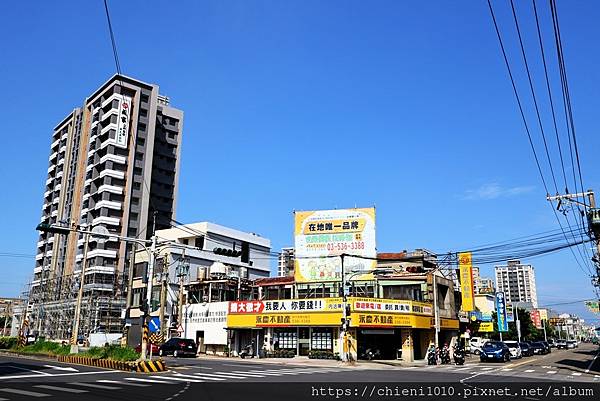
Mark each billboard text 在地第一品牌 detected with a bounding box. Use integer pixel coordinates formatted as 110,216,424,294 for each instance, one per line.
294,208,376,282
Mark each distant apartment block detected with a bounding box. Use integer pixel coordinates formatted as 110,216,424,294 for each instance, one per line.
494,260,538,308
277,247,295,277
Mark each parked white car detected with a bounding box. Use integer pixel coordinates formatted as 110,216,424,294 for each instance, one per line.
503,340,522,359
469,337,490,355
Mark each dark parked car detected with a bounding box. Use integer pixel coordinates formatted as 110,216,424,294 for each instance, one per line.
519,342,534,357
480,341,511,362
530,341,548,355
540,341,551,354
158,338,197,357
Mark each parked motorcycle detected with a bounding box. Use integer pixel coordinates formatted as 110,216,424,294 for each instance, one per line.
240,342,255,359
453,346,465,366
362,348,381,360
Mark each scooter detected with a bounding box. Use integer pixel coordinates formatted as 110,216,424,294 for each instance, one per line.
239,343,255,359
453,347,465,365
362,348,381,360
440,346,451,364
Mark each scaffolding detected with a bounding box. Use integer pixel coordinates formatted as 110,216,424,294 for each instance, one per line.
24,269,126,342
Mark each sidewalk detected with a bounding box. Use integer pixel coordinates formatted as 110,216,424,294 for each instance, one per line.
192,354,391,369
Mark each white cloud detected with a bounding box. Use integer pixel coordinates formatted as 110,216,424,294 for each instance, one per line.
462,183,535,200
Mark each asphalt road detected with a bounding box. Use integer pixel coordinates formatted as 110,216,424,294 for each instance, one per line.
0,344,598,401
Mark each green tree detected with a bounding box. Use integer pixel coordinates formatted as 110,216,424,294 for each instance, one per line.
490,308,542,341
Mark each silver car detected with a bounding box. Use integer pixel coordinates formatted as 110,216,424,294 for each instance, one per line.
503,340,522,359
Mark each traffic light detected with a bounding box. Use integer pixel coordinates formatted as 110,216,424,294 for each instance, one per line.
213,247,242,257
35,222,71,235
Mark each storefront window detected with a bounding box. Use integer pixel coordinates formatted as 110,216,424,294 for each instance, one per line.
273,329,297,350
311,328,333,350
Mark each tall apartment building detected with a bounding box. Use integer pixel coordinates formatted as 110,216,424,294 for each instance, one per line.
277,247,295,277
494,260,538,308
29,74,183,340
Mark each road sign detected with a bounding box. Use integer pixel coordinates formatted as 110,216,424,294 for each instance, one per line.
177,324,184,334
149,317,161,333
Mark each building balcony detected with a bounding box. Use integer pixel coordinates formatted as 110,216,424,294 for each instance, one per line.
55,183,62,191
86,249,118,259
99,169,125,180
49,152,58,161
80,208,89,216
101,108,117,122
56,171,63,179
91,216,120,226
33,266,43,274
57,158,64,166
50,210,58,217
100,122,118,136
59,145,67,154
47,165,55,174
101,93,120,108
52,197,59,204
51,138,60,149
95,200,122,211
97,184,123,195
85,265,116,275
83,283,113,292
100,154,127,165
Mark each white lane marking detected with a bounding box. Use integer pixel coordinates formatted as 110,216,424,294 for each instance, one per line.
213,371,266,378
0,370,115,381
124,377,177,384
175,373,224,381
572,372,582,376
97,380,149,387
42,365,78,372
455,367,472,371
501,368,513,371
192,372,253,379
34,385,87,393
525,369,535,373
196,366,213,370
150,375,205,383
0,388,50,397
585,348,600,373
481,367,494,371
5,364,51,377
547,371,557,374
70,382,121,390
235,370,300,376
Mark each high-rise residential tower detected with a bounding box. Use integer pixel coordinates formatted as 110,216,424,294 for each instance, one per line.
29,75,183,339
494,259,538,308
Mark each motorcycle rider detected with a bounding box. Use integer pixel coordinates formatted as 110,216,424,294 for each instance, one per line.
427,343,437,365
453,343,465,365
440,343,450,364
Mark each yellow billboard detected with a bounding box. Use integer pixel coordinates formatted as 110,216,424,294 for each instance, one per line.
227,313,341,328
458,252,475,312
477,322,494,332
294,208,377,282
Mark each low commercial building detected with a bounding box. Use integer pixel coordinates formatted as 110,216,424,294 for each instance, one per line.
127,222,271,346
224,250,459,362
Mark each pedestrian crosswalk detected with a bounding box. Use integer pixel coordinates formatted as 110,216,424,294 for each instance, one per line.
0,367,349,399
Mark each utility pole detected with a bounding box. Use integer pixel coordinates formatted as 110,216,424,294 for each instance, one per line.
548,190,600,291
140,233,157,360
158,254,168,341
433,271,439,348
177,251,188,336
339,254,348,362
71,232,90,352
122,243,136,347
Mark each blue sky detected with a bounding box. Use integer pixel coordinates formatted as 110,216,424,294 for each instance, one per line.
0,1,598,323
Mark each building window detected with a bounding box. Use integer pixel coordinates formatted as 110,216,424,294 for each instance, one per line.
273,329,297,350
194,236,204,250
310,328,333,351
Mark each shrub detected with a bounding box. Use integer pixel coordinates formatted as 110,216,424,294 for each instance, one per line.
15,340,70,356
0,337,17,349
78,345,139,362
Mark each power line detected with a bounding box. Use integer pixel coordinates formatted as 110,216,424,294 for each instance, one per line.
102,0,122,75
486,0,592,277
